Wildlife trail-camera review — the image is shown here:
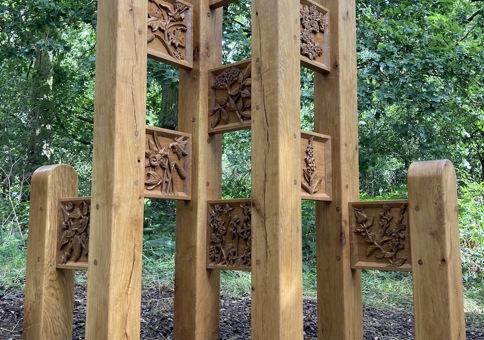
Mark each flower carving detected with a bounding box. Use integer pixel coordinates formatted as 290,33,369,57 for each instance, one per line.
300,4,328,61
59,200,90,264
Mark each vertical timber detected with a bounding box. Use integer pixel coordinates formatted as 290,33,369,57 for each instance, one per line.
251,0,303,339
174,2,223,339
23,165,77,340
85,0,147,338
408,160,466,340
314,0,363,338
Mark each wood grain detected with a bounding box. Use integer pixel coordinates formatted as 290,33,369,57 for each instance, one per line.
313,0,363,338
251,0,303,338
173,1,223,339
408,160,466,340
23,165,78,339
85,0,147,338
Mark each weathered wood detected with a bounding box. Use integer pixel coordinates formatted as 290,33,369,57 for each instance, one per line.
301,131,332,201
23,165,78,340
173,2,223,339
144,127,192,200
350,201,412,272
313,0,363,338
85,0,147,337
251,0,303,339
408,160,466,340
57,197,91,270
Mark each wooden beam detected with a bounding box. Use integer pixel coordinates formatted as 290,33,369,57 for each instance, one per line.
85,0,147,338
408,160,466,339
173,2,223,339
23,165,77,339
313,0,363,338
251,0,303,339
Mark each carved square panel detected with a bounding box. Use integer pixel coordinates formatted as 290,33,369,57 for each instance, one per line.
145,127,192,200
349,201,412,272
207,199,252,271
208,60,252,134
300,0,330,73
57,197,91,270
301,131,332,201
147,0,193,69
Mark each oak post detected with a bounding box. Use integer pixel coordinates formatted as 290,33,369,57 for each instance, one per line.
23,165,78,340
314,0,363,338
173,2,223,339
251,0,303,339
85,0,147,337
408,160,466,340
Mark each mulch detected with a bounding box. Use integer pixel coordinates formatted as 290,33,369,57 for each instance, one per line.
1,285,483,339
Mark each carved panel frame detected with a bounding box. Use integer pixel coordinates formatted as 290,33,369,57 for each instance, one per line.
208,60,252,134
300,0,330,73
207,199,252,271
147,0,193,69
349,201,412,272
301,131,332,201
57,197,91,270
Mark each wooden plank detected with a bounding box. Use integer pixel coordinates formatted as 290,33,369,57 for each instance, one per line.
84,0,147,338
173,2,223,339
23,165,78,339
251,0,303,339
349,201,412,272
313,0,363,338
408,160,466,339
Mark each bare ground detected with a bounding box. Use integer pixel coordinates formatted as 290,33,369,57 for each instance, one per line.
1,285,483,339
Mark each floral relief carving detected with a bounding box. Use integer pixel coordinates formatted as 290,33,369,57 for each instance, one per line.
302,136,323,195
208,202,251,269
58,200,90,264
300,4,328,61
210,63,251,130
145,131,189,196
353,204,408,267
148,0,190,61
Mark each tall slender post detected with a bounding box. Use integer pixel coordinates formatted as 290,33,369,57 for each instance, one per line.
408,160,466,339
251,0,303,338
23,165,78,340
85,0,147,338
314,0,363,338
173,2,223,339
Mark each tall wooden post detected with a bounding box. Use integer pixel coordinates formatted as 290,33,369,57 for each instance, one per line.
173,2,223,339
251,0,303,339
408,160,466,339
85,0,147,338
314,0,363,338
23,165,77,340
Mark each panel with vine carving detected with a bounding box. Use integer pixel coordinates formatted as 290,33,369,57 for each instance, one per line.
208,60,252,134
57,197,91,270
147,0,193,69
300,0,330,73
301,131,332,201
207,199,252,271
350,201,412,272
145,127,191,200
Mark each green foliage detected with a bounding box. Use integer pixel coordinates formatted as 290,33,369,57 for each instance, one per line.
222,130,252,199
0,235,26,293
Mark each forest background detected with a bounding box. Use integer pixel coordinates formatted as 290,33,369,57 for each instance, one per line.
0,0,483,313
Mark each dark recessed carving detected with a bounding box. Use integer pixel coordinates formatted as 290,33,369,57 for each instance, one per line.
145,128,191,199
207,200,251,271
300,4,327,61
353,203,409,267
302,136,323,195
58,199,90,267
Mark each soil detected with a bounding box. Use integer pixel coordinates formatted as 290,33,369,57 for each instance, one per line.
1,285,483,339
